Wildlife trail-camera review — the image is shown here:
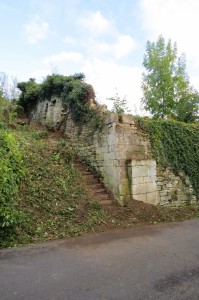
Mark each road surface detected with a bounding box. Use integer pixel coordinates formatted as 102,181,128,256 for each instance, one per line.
1,219,199,299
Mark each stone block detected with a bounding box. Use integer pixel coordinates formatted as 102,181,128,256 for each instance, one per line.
132,177,144,185
134,193,147,203
160,191,168,196
103,152,111,161
113,160,120,167
133,183,147,194
166,183,173,188
107,133,116,146
157,182,164,186
120,115,135,125
143,176,156,183
146,192,158,205
108,145,114,152
109,152,116,161
147,165,156,177
159,196,170,204
105,114,119,125
146,182,157,193
132,165,149,177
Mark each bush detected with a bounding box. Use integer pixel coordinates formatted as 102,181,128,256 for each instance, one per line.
0,130,24,238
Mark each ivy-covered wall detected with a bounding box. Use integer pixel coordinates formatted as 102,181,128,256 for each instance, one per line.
137,118,199,199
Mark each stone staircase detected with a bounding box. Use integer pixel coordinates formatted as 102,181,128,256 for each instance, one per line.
73,159,115,206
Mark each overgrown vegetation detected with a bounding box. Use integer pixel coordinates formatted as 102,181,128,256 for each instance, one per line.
0,124,199,248
137,117,199,196
0,127,109,247
17,73,106,129
0,128,24,244
0,89,25,244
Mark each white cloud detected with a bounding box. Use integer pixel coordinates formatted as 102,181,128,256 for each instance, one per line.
27,58,143,113
78,10,137,60
43,51,84,64
114,35,137,59
140,0,199,84
62,36,76,45
25,16,49,44
79,11,112,36
83,34,137,59
81,58,142,113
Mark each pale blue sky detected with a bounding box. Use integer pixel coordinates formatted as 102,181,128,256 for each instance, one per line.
0,0,199,112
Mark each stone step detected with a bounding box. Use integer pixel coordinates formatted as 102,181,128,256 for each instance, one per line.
73,158,115,205
94,188,107,194
88,183,103,189
99,199,113,205
84,174,95,180
76,167,90,173
98,194,110,200
83,172,95,177
87,179,100,185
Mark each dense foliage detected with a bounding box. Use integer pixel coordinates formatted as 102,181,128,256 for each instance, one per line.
142,35,199,122
17,78,41,113
17,73,104,128
0,129,24,240
138,117,199,196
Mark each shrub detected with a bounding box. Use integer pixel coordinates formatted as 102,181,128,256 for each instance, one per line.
0,130,24,238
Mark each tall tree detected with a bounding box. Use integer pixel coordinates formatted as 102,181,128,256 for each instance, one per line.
141,35,199,122
0,72,20,101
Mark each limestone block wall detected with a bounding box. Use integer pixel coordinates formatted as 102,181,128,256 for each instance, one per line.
31,98,197,206
131,160,158,205
63,113,153,204
156,167,197,206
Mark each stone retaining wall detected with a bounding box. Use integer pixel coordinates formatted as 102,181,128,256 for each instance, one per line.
156,167,197,206
31,98,197,206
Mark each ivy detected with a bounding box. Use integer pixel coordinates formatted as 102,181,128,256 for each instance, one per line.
18,73,105,129
138,118,199,196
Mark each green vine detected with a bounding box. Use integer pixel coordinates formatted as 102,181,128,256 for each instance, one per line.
137,118,199,196
17,73,105,130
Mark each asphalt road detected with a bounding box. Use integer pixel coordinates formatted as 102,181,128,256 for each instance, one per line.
1,219,199,300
